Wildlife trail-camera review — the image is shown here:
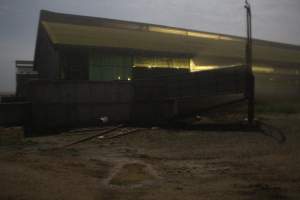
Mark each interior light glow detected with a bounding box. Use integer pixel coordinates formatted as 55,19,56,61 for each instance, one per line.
253,66,274,73
190,60,219,72
190,66,219,72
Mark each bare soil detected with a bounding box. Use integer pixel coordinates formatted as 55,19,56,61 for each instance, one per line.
0,114,300,200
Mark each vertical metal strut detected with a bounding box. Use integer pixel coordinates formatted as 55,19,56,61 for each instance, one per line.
245,0,255,124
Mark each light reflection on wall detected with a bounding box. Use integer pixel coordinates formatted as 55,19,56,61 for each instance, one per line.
190,59,219,72
253,66,274,74
133,56,190,69
190,61,277,74
187,32,233,41
148,26,186,36
148,26,234,41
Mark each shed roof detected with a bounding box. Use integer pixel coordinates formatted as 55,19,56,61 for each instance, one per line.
39,10,300,64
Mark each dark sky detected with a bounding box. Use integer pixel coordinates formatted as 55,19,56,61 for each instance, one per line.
0,0,300,93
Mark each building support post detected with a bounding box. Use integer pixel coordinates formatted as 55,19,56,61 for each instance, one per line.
245,0,255,124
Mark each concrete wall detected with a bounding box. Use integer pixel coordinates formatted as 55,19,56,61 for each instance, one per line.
23,66,247,133
0,102,31,127
131,66,246,122
25,80,133,133
133,66,246,101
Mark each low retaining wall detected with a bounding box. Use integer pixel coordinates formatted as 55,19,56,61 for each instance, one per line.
3,66,299,134
24,67,248,133
0,102,30,127
25,80,133,133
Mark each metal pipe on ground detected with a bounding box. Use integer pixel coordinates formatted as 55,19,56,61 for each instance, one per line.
61,124,124,148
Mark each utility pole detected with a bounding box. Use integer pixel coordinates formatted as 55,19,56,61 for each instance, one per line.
245,0,255,124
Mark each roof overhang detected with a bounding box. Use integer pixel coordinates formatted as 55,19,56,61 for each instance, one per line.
39,10,300,64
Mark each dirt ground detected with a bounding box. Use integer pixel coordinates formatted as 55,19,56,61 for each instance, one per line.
1,114,300,200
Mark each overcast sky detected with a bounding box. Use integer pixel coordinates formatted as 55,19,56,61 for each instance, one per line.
0,0,300,93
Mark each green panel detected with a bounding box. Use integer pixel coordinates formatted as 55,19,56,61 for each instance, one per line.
102,66,114,81
89,53,133,81
89,65,100,80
